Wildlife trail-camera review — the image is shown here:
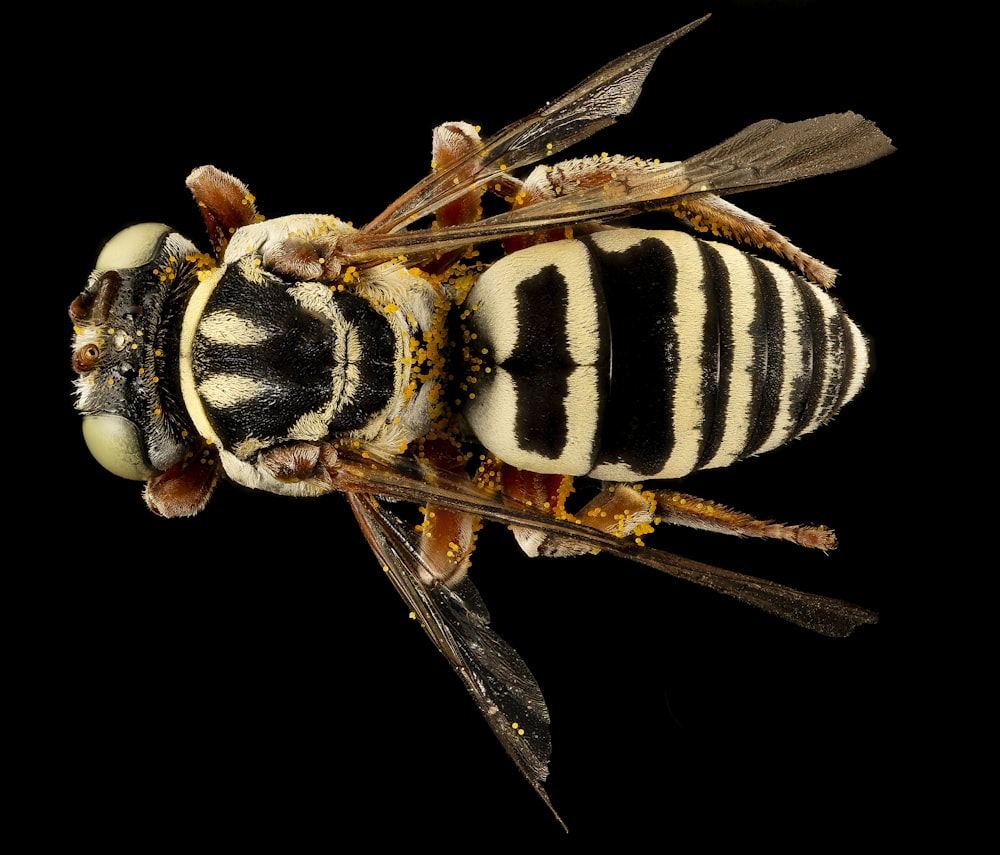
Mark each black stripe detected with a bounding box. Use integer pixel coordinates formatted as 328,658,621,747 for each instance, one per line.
586,235,676,477
743,257,785,456
789,277,827,435
695,242,733,470
506,265,572,459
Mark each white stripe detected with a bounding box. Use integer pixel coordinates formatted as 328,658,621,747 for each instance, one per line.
701,243,757,470
663,232,709,478
197,372,265,409
179,266,225,446
801,288,841,435
198,309,270,346
842,318,869,406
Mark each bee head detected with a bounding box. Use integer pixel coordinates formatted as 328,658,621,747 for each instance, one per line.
70,223,206,481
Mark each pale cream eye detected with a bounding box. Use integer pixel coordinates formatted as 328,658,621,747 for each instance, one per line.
81,414,155,480
95,222,171,270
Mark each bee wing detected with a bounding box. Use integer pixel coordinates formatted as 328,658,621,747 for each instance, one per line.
330,450,877,639
338,111,894,269
360,16,711,237
346,491,566,830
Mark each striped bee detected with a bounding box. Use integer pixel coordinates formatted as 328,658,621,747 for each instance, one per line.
69,16,893,828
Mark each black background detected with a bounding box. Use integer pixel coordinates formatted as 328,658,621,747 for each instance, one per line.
30,0,945,845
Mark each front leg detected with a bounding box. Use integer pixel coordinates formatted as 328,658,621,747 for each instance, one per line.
186,165,263,258
186,165,354,282
261,437,484,588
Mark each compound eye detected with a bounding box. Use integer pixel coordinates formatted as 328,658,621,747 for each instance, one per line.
95,223,172,271
82,414,156,480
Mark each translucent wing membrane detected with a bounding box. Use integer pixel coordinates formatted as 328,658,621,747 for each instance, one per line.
677,112,895,195
340,111,893,270
333,451,877,638
348,493,565,830
333,448,874,825
361,16,711,237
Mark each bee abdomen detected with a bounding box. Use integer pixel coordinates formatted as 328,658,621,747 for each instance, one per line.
463,229,867,481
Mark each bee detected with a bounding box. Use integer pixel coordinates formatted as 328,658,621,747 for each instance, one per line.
69,16,893,828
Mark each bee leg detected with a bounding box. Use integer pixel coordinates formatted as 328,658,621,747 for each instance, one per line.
185,166,262,258
651,488,837,551
414,438,482,587
144,439,222,518
257,442,339,492
498,469,583,558
502,156,652,253
574,484,658,543
431,123,487,228
504,156,838,286
414,504,479,588
419,122,492,276
663,194,838,287
502,473,662,557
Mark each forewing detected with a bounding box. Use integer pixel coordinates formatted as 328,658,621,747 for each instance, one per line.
338,112,893,269
360,16,710,237
346,492,565,829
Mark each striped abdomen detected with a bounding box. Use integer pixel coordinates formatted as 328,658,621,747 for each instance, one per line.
462,229,867,481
